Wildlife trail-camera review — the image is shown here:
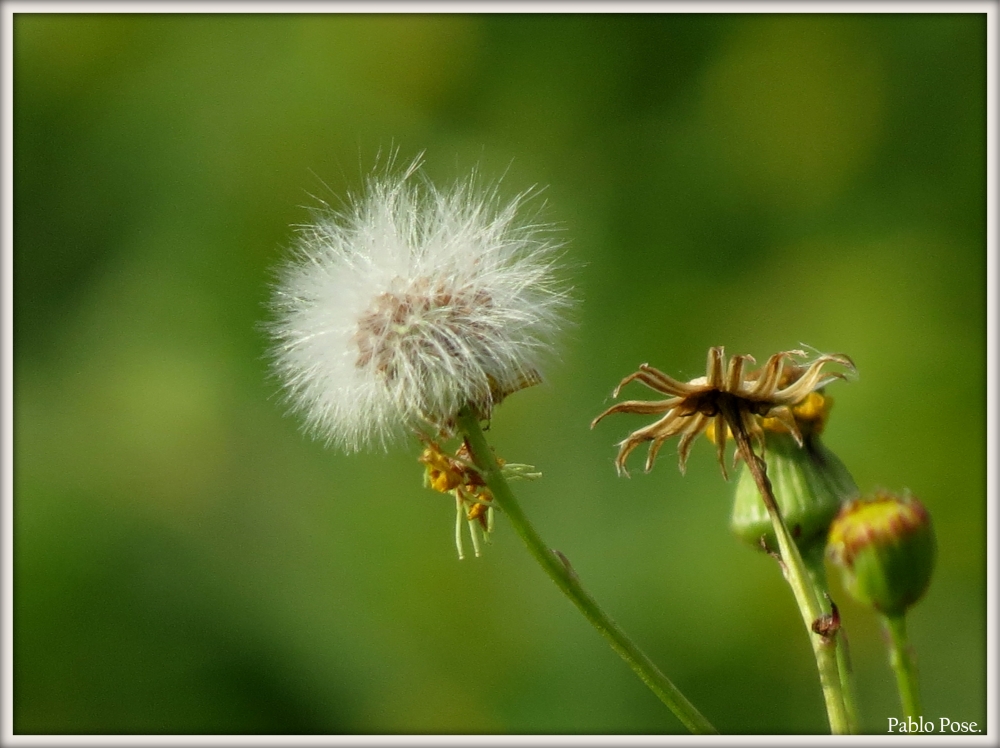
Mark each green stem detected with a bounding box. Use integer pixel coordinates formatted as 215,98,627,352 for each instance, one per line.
720,400,852,734
802,548,860,734
834,632,859,733
455,407,717,735
883,613,922,718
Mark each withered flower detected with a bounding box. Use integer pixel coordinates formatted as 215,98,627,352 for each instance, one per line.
419,438,496,560
591,346,855,477
418,436,541,559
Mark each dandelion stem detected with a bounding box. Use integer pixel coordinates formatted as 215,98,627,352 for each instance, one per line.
883,613,922,719
455,406,717,735
719,398,853,735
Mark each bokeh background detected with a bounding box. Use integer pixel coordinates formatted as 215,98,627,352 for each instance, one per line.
14,12,987,735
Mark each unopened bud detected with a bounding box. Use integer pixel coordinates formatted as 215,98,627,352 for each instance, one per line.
826,492,935,616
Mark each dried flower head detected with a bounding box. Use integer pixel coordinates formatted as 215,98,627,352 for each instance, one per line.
591,346,855,477
705,378,835,444
418,437,542,559
268,158,569,451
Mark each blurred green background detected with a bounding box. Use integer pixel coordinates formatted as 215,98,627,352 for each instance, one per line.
14,13,986,735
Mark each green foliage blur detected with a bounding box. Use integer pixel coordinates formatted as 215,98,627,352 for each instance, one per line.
14,13,986,734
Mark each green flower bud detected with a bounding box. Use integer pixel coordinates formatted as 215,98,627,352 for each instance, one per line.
826,492,935,617
730,430,858,555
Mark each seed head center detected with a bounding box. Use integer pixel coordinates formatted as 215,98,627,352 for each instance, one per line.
353,278,494,379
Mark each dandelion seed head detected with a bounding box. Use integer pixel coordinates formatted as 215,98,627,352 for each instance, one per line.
268,158,569,451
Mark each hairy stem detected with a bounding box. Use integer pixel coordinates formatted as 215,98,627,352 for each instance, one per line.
719,398,852,734
884,613,922,719
455,407,717,735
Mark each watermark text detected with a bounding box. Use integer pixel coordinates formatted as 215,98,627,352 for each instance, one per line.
888,717,981,733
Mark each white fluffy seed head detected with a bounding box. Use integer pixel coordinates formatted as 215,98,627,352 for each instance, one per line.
268,159,570,451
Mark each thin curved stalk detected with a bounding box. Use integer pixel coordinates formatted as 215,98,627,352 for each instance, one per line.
455,407,717,735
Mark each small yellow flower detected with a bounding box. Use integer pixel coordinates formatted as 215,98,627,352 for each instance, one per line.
591,346,855,478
